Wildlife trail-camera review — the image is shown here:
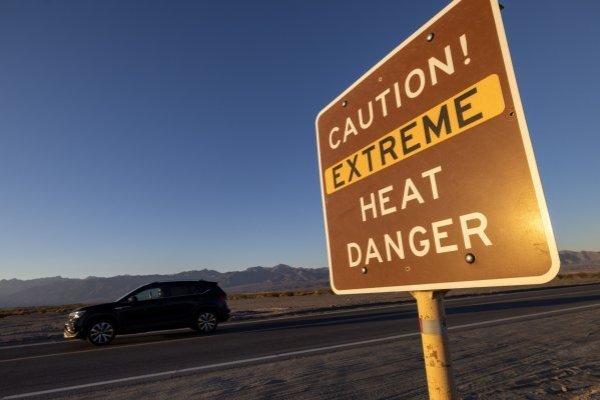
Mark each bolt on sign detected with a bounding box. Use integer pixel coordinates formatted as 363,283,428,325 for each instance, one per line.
316,0,559,294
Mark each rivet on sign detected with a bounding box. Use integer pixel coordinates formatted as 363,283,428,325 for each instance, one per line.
426,32,435,42
509,111,515,118
342,100,348,108
405,266,411,272
378,77,383,82
361,267,368,274
465,253,476,264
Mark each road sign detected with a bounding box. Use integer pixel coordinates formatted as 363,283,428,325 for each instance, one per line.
316,0,559,294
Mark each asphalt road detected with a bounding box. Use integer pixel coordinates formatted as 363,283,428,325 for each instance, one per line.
1,284,599,399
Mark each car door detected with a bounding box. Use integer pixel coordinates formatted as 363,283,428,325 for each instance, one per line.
118,285,167,331
161,284,198,327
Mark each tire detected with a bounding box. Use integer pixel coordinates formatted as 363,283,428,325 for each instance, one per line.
87,320,116,346
195,311,218,333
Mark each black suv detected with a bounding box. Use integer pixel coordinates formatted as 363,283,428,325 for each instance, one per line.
64,280,230,346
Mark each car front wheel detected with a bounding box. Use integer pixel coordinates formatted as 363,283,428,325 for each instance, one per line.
88,320,116,346
196,311,218,333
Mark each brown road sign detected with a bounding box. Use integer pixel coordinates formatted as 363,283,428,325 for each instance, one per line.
315,0,559,294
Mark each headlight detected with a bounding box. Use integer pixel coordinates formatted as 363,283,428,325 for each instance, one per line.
69,311,86,319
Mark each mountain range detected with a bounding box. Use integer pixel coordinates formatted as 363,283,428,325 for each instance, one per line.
0,265,329,308
1,250,598,308
557,250,600,269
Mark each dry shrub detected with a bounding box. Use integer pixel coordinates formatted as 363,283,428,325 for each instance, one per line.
228,288,333,301
0,304,86,318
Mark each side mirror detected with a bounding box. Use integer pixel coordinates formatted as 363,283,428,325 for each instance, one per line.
127,296,138,303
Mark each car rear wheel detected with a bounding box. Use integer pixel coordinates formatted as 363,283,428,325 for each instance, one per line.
196,311,218,333
88,320,116,346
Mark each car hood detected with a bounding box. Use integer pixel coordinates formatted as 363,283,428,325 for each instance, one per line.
74,302,120,313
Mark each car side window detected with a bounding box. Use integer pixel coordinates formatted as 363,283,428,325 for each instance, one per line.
191,284,211,295
135,287,163,301
169,285,192,297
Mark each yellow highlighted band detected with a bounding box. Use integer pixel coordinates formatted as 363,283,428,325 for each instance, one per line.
324,74,505,194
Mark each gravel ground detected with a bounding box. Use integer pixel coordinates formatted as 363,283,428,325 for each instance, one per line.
44,304,600,400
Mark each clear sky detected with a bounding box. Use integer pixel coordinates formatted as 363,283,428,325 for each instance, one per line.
1,0,598,280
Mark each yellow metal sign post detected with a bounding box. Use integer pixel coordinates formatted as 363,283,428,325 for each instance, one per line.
411,291,457,399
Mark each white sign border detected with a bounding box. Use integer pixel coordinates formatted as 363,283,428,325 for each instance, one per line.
315,0,560,295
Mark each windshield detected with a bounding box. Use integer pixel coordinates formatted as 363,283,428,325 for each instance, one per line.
115,285,146,303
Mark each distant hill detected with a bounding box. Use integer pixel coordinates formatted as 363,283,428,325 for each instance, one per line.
0,265,329,308
1,251,598,308
559,250,600,271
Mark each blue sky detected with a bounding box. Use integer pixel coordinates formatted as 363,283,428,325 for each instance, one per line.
1,0,598,280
